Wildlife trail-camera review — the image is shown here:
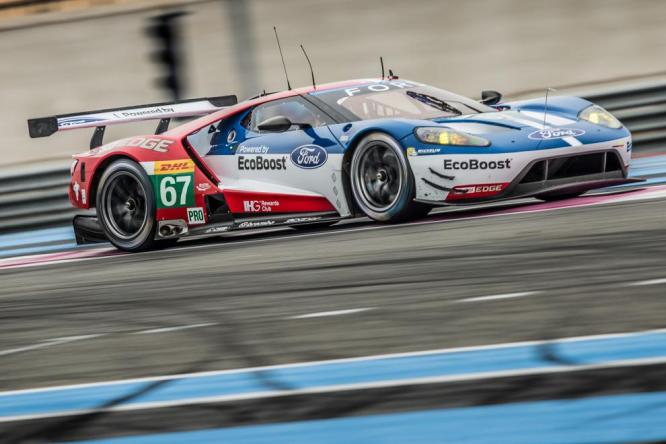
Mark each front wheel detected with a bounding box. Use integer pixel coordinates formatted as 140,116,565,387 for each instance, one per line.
97,159,164,252
350,133,430,223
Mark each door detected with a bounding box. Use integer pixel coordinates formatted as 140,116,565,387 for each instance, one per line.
203,96,351,216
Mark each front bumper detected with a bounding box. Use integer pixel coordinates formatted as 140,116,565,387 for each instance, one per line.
411,137,636,204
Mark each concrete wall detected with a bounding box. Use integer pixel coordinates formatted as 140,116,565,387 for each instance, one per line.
1,0,666,166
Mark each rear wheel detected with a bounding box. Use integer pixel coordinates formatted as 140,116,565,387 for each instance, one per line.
97,159,170,252
350,133,430,222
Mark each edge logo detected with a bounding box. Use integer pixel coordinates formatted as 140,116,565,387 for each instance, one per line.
528,127,585,140
290,145,327,169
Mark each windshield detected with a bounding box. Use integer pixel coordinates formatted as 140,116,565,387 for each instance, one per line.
311,81,496,121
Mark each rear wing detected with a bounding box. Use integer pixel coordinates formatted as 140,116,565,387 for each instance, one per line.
27,95,237,148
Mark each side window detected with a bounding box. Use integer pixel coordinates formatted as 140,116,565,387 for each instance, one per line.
186,116,242,157
245,97,333,132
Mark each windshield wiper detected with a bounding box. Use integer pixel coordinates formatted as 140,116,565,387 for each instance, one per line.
406,91,462,116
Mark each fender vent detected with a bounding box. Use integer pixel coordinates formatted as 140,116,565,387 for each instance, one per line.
205,194,233,224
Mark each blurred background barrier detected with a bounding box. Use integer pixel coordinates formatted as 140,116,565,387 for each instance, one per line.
0,162,70,232
1,81,666,234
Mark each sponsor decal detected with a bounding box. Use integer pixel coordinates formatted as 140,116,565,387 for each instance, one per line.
89,137,175,156
243,200,280,212
187,207,205,225
58,116,106,127
285,217,322,224
443,158,512,170
237,144,270,154
409,147,443,156
237,220,276,229
447,182,509,201
72,181,87,204
290,145,327,169
341,80,419,98
238,156,287,171
154,159,195,175
72,182,80,200
112,106,175,119
196,183,211,192
528,127,585,140
204,226,230,234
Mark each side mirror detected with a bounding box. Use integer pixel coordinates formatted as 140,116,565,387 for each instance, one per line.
480,90,502,106
257,115,293,132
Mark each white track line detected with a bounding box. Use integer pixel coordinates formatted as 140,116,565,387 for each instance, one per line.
289,308,374,319
2,355,666,424
134,323,218,335
3,327,666,398
455,291,541,303
0,334,103,357
627,278,666,287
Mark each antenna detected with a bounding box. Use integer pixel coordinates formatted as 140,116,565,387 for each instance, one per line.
300,44,316,90
380,56,385,80
543,87,556,128
535,87,557,150
273,26,291,90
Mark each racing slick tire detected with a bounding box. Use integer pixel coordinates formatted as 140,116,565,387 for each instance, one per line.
97,159,172,252
535,191,585,202
350,133,430,223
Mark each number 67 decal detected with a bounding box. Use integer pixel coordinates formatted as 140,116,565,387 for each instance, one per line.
158,175,193,208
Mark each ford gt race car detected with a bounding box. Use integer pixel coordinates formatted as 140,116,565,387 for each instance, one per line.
28,78,639,252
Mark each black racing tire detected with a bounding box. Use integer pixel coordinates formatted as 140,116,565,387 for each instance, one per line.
535,191,585,202
350,132,430,223
96,159,167,252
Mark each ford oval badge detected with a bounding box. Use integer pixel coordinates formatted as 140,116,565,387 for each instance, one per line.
290,145,328,169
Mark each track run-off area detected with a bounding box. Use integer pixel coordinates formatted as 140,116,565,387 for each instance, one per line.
0,154,665,442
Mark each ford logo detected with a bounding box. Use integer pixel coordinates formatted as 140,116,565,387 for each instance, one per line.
290,145,327,169
528,127,586,140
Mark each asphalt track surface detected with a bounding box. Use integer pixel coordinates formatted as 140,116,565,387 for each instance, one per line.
1,170,666,442
1,186,665,392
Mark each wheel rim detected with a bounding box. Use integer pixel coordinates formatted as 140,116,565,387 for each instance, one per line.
102,171,148,240
355,142,403,212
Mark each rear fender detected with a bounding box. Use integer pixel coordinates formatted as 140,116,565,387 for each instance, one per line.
71,135,219,228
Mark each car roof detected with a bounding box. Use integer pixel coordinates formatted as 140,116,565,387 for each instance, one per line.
165,78,384,137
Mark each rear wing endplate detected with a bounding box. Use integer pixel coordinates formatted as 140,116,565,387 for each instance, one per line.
27,95,237,148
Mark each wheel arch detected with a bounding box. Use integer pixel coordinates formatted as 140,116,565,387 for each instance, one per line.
88,154,141,208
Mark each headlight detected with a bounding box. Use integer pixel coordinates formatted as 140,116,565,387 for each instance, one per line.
70,159,79,175
579,105,622,129
415,127,490,146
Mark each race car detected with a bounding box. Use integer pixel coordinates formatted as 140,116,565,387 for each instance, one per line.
28,77,639,252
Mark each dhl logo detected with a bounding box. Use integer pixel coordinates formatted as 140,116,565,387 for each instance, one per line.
154,159,194,174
